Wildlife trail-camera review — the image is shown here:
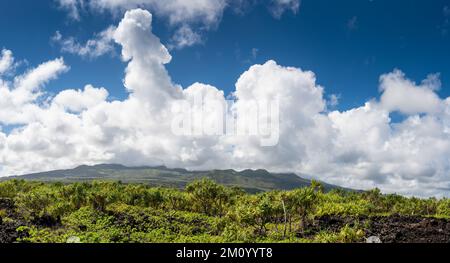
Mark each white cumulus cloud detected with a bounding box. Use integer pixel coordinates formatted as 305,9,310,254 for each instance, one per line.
54,0,302,52
0,57,69,125
2,8,450,197
52,27,116,59
56,0,85,20
0,49,14,75
269,0,301,19
53,85,109,112
169,25,203,50
379,70,443,115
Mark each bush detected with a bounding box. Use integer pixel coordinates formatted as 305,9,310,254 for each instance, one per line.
437,199,450,217
186,179,232,216
314,192,371,217
314,225,365,243
1,179,448,243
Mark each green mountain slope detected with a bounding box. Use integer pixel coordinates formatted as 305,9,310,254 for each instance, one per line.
2,164,350,193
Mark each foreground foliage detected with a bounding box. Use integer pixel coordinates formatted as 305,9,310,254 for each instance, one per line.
0,179,449,243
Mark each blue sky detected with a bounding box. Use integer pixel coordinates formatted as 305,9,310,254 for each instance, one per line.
1,0,449,110
2,0,450,196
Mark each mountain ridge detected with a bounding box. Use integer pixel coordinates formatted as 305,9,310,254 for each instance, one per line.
2,164,354,193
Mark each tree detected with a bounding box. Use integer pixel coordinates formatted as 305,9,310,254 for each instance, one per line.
281,186,317,233
87,181,122,212
232,193,281,236
310,180,324,193
186,179,231,216
437,198,450,217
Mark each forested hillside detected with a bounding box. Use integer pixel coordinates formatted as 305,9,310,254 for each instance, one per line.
3,164,347,193
0,179,449,243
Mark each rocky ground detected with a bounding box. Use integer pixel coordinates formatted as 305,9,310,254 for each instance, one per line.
1,197,450,243
0,198,27,243
310,215,450,243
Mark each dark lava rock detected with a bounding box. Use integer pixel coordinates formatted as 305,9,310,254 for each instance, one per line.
0,221,28,243
0,198,28,243
310,215,450,243
365,215,450,243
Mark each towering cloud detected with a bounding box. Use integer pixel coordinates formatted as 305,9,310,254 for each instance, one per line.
113,9,181,106
1,9,450,197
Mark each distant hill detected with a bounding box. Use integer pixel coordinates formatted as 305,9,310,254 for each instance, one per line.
2,164,352,193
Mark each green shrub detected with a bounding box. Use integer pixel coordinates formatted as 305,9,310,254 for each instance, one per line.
437,199,450,217
1,179,448,243
314,225,365,243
